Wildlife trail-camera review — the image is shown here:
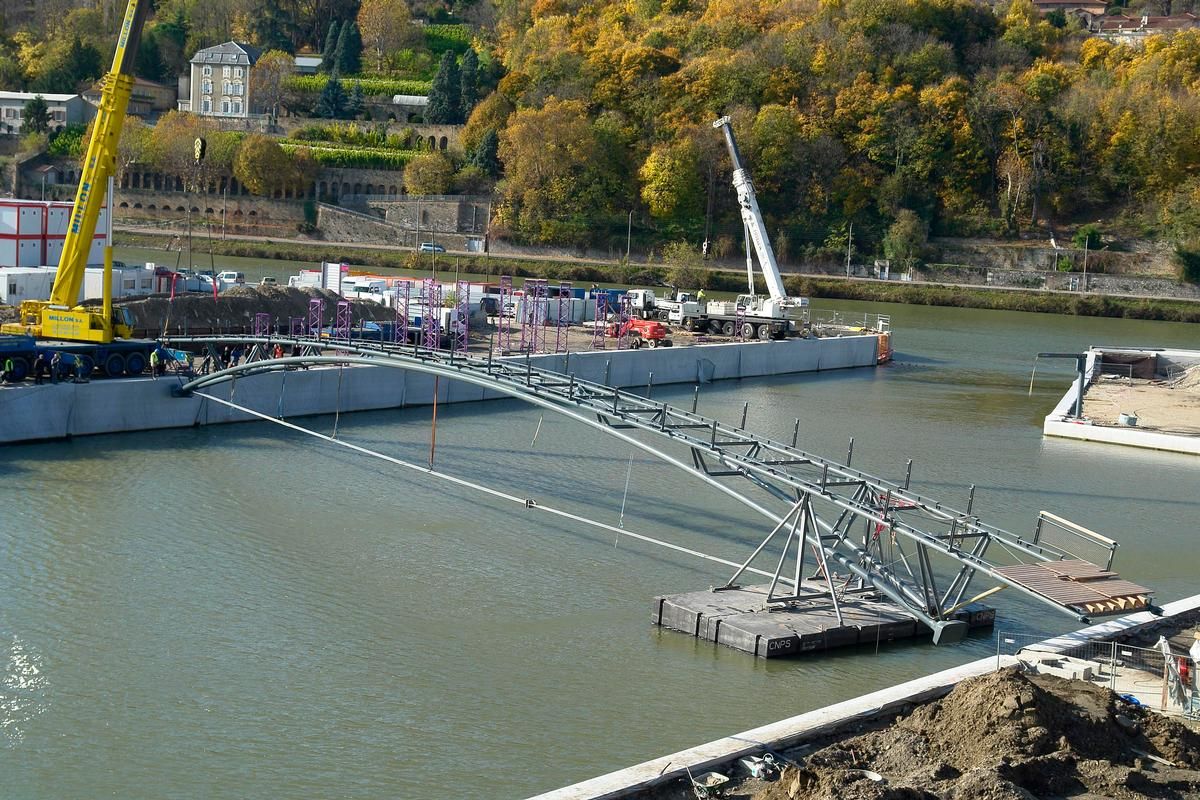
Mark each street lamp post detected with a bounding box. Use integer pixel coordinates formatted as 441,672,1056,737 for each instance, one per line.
626,209,633,262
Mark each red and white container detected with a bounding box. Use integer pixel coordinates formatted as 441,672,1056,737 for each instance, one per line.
0,202,47,267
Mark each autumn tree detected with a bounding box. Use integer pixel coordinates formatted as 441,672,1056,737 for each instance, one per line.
883,210,928,269
498,98,629,245
234,134,296,196
357,0,417,73
252,50,294,124
639,140,703,226
403,152,455,194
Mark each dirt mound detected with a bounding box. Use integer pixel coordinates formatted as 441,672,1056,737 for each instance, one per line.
754,670,1200,800
1171,365,1200,392
84,286,394,334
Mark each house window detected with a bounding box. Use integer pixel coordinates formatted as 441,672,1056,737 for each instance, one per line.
202,79,212,94
223,66,231,78
234,67,243,78
52,110,64,121
232,100,242,114
203,65,212,77
123,279,135,290
221,100,230,114
232,82,243,96
201,98,211,113
222,80,231,95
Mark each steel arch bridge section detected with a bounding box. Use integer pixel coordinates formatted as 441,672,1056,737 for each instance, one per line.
167,334,1154,642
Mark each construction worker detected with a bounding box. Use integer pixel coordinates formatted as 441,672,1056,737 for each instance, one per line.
49,352,61,384
2,356,13,384
33,352,47,385
74,356,88,383
149,348,160,380
697,288,706,303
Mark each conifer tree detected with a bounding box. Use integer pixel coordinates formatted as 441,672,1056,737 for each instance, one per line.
469,128,500,176
316,70,346,119
321,21,340,72
459,48,479,115
346,81,365,118
426,51,461,124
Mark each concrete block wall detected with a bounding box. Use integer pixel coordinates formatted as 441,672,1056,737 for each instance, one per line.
0,335,883,445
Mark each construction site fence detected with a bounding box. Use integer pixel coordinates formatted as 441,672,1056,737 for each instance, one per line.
996,630,1198,716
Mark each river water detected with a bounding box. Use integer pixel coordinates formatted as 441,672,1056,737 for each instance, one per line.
3,289,1199,798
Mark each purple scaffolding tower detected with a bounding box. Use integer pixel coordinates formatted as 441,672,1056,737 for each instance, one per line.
253,312,271,337
289,316,305,337
519,279,540,354
555,281,572,353
394,282,411,343
529,279,550,354
334,300,352,341
421,278,442,350
591,291,608,350
452,280,470,354
307,298,324,337
497,275,514,354
617,293,632,350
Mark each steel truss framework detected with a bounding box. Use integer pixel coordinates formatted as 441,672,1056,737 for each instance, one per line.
168,334,1149,644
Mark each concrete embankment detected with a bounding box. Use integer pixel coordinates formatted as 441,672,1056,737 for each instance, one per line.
0,334,880,445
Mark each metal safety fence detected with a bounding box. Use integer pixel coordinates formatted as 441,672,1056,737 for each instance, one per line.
996,631,1199,717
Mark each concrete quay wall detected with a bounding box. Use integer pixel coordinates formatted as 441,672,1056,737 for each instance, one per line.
0,335,881,445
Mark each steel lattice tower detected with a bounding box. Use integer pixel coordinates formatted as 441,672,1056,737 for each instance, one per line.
498,275,514,354
307,298,324,337
253,312,271,337
555,281,572,353
394,282,411,343
289,316,304,337
591,291,608,350
617,293,632,350
453,280,470,354
421,278,442,350
334,300,352,341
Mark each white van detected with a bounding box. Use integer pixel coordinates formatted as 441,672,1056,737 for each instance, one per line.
216,271,246,285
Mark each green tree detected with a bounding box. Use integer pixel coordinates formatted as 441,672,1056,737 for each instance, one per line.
134,33,165,82
322,21,341,72
403,151,455,194
469,128,500,176
336,21,362,75
248,0,295,51
22,95,50,134
662,241,709,289
427,51,461,124
460,48,479,114
316,70,346,118
883,209,928,269
1073,224,1101,250
346,81,365,118
639,140,703,224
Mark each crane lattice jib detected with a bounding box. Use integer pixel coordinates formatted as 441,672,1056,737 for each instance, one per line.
713,116,788,302
49,0,150,309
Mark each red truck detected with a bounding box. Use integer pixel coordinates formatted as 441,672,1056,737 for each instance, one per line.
605,318,673,348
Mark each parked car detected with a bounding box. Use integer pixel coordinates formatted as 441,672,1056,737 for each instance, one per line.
418,242,446,253
217,270,246,285
259,276,278,287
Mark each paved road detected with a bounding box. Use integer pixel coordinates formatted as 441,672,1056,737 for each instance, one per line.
115,224,1200,305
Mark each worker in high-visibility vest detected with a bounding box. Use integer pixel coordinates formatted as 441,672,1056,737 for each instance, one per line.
149,348,160,380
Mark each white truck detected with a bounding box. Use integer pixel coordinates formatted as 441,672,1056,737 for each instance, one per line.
625,289,702,321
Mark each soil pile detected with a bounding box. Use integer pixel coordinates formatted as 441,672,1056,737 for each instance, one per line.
754,670,1200,800
91,286,395,334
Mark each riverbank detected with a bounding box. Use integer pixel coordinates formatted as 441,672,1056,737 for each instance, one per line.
116,228,1200,324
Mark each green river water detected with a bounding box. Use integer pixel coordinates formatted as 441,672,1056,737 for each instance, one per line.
2,257,1199,797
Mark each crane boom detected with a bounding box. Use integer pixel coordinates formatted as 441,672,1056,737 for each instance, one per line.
713,116,790,302
2,0,150,343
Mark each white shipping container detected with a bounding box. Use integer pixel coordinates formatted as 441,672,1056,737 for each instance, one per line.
82,266,155,301
0,267,55,304
45,205,71,236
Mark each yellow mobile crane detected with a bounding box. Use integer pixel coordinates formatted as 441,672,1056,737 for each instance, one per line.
0,0,157,378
